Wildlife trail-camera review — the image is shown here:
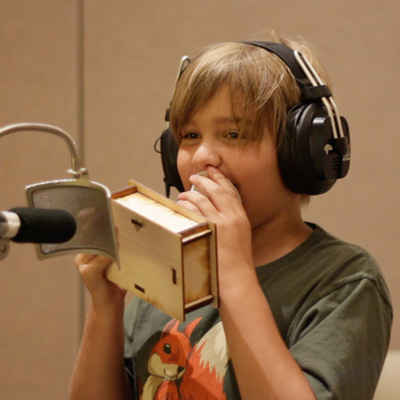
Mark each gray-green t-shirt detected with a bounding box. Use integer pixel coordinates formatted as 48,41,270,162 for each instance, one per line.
123,224,392,400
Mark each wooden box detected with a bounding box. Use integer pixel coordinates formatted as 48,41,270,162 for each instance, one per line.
106,180,218,321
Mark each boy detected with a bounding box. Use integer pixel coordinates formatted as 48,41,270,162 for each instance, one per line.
70,33,392,399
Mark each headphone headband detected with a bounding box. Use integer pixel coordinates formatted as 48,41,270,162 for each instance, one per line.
243,42,308,84
242,41,333,102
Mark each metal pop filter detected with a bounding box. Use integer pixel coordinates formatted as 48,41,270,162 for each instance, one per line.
0,122,118,262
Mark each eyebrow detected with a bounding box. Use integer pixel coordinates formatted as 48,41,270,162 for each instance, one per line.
184,116,243,128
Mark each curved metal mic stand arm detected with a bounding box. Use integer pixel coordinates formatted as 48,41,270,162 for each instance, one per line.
0,122,87,178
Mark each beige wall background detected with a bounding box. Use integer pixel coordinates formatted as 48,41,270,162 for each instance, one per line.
0,1,398,399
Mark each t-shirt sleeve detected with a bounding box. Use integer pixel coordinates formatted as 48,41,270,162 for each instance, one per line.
124,298,141,359
288,276,392,400
123,298,142,396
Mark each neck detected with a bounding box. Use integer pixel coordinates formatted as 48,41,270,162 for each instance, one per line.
251,211,312,267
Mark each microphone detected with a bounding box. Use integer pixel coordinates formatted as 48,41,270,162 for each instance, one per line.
0,123,118,262
0,207,77,243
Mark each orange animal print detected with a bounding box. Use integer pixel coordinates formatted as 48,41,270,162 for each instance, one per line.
142,318,229,400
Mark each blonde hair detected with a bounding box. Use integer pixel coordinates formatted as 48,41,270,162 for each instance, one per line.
169,32,331,148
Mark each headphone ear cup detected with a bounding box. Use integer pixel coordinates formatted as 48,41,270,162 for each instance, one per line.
159,127,184,196
278,103,339,195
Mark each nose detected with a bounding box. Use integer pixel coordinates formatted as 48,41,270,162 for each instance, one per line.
191,142,222,170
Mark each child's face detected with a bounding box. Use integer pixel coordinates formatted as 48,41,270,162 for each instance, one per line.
177,85,296,228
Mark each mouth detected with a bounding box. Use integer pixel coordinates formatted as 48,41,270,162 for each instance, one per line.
163,368,183,380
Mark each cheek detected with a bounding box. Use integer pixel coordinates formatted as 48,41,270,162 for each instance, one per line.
236,152,286,205
177,148,192,191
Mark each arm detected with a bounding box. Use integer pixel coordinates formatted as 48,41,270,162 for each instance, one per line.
218,271,316,399
69,254,132,400
177,167,316,400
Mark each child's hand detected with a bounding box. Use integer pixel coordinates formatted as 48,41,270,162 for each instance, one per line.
75,254,126,310
177,166,253,288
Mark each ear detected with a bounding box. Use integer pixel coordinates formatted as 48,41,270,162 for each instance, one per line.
162,319,180,338
158,127,184,197
184,317,202,338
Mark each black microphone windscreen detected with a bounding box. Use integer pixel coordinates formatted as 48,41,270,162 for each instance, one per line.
10,207,77,243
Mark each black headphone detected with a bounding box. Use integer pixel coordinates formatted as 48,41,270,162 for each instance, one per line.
156,41,350,197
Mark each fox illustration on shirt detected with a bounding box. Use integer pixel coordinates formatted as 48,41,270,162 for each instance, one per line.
142,317,229,399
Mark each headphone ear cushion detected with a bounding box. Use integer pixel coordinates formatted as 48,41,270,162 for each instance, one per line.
160,127,184,195
278,103,338,195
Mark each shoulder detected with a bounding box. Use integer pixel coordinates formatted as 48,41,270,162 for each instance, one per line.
257,224,392,330
259,223,388,290
309,224,391,305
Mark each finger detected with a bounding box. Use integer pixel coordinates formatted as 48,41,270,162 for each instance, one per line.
190,170,237,202
75,255,113,288
177,199,202,216
178,190,221,220
206,167,241,201
74,253,97,267
74,253,113,271
188,173,240,214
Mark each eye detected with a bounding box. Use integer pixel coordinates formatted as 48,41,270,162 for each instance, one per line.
226,131,240,139
163,343,172,354
181,131,200,140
